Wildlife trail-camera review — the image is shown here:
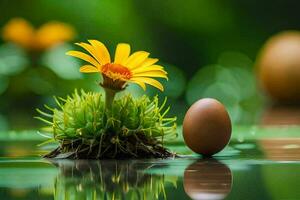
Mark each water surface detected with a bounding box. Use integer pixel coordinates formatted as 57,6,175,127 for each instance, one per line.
0,129,300,200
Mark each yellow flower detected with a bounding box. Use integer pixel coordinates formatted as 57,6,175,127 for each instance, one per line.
34,21,75,50
67,40,168,91
2,18,75,50
2,18,35,49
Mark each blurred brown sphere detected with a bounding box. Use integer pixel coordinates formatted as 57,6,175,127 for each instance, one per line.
256,31,300,103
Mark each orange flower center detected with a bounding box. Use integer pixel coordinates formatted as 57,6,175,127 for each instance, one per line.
102,63,132,80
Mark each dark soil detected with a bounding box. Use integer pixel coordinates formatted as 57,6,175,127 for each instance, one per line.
44,133,175,159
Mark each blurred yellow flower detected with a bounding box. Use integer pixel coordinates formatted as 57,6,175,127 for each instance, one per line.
67,40,168,91
2,18,34,49
2,18,75,50
34,22,75,50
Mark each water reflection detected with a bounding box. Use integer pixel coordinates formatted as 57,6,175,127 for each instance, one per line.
261,105,300,125
183,159,232,200
259,138,300,161
51,160,174,200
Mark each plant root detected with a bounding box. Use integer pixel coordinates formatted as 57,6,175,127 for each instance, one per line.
44,133,175,159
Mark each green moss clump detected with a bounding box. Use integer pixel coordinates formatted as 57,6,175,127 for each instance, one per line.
37,90,177,159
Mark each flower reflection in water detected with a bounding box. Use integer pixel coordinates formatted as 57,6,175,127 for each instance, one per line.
183,159,232,200
51,160,175,200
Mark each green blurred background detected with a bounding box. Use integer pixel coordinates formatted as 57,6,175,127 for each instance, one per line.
1,0,300,130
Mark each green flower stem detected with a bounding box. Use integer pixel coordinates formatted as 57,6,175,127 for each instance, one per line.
104,88,117,109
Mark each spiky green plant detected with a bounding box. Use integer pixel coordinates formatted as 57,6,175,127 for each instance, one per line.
37,90,177,159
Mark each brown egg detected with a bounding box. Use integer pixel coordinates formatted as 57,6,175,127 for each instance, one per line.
183,98,232,156
256,31,300,103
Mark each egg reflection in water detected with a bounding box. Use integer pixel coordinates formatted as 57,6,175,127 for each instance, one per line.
259,138,300,161
183,159,232,200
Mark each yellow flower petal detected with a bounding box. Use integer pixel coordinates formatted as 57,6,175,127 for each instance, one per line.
131,65,165,74
88,40,111,64
79,65,99,73
140,58,159,68
66,50,99,67
114,43,131,64
129,79,146,91
125,51,149,69
132,70,168,80
130,77,164,91
75,42,104,65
